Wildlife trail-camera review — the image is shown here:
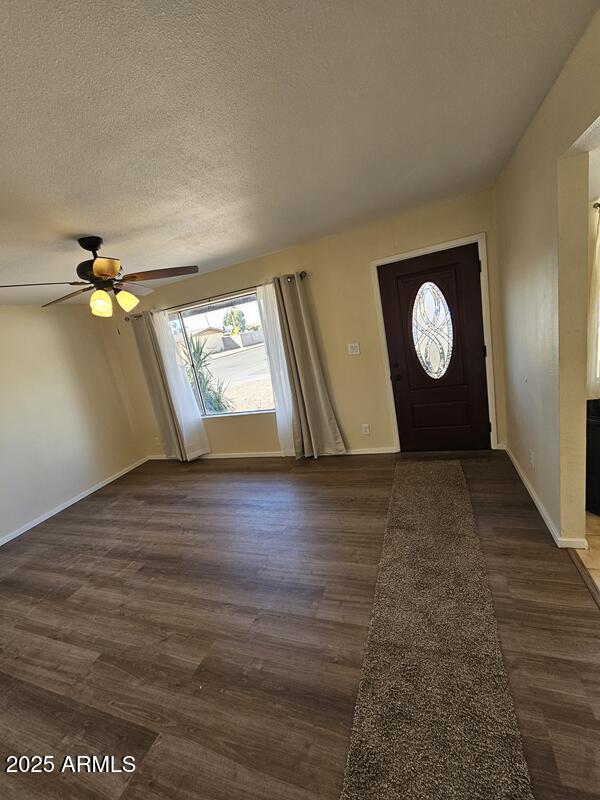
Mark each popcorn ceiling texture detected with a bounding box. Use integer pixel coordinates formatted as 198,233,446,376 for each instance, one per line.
0,0,597,302
340,460,533,800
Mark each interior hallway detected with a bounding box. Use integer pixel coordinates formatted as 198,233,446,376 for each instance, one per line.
0,452,598,799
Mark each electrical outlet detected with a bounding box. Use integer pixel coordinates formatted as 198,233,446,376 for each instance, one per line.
361,423,370,435
347,342,360,355
528,449,535,468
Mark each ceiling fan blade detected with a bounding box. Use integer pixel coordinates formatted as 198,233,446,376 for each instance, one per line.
0,281,87,287
121,266,199,282
115,281,154,296
41,286,93,308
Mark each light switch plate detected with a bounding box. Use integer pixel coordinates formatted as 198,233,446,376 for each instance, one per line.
347,342,360,355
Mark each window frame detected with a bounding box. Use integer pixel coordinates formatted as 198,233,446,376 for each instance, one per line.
173,289,275,417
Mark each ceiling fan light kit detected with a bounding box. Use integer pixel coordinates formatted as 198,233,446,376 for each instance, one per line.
0,235,199,317
114,287,140,312
90,288,113,317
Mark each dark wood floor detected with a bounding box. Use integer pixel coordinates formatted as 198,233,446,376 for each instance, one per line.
462,453,600,800
0,451,598,799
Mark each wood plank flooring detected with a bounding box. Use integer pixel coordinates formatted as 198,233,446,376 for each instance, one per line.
0,451,598,799
0,455,394,799
462,452,600,800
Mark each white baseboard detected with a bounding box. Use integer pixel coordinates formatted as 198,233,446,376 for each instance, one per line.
150,447,399,459
202,451,283,459
504,446,588,550
345,446,399,455
144,452,282,461
201,447,398,458
0,455,152,549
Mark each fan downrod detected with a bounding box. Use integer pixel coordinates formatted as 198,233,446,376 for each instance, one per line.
77,235,103,253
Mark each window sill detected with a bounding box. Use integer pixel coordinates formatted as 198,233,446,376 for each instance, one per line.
203,409,276,420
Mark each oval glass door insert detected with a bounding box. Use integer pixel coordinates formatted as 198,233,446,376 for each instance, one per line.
411,281,453,379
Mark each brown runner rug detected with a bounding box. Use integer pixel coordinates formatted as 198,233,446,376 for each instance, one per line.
340,460,534,800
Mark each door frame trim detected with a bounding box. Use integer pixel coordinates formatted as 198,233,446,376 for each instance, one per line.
370,232,499,450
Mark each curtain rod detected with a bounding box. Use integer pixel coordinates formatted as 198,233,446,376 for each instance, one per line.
158,270,308,314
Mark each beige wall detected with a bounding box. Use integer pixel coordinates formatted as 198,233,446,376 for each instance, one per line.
494,11,600,544
0,305,148,541
131,189,503,456
203,412,280,456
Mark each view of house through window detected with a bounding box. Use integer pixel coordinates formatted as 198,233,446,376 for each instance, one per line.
169,292,275,415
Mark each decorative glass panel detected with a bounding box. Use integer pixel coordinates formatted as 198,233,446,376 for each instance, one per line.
411,281,453,379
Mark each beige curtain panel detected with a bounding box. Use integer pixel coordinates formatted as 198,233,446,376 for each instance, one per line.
132,312,210,461
274,273,346,458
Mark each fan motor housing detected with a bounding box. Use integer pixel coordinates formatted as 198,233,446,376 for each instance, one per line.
76,259,96,282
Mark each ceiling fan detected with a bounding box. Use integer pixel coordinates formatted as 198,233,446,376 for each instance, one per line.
0,236,199,317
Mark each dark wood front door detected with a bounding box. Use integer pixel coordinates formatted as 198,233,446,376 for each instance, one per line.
378,243,490,451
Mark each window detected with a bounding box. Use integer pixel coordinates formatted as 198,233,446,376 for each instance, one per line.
411,281,453,379
169,292,275,415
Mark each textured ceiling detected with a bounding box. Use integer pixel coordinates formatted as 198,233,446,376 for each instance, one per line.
0,0,598,303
